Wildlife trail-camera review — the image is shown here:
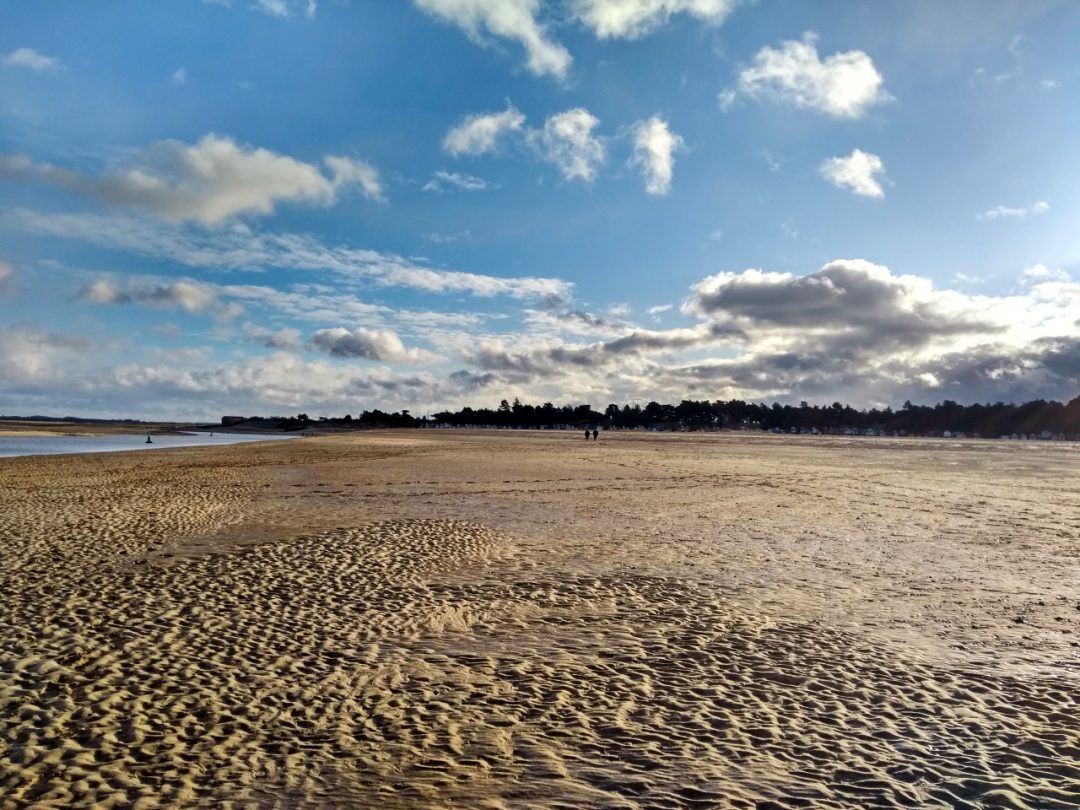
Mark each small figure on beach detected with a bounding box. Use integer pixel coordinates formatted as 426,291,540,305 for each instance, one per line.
584,428,590,440
145,435,152,444
592,428,599,441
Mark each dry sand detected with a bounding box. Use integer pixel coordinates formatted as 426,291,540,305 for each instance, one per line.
0,420,177,437
1,430,1079,808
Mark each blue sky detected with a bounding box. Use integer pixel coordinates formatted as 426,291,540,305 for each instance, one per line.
1,0,1078,419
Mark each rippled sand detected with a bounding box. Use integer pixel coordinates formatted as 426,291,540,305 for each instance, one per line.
2,431,1079,808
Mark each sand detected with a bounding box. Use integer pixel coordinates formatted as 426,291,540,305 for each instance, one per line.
1,431,1079,808
0,420,178,437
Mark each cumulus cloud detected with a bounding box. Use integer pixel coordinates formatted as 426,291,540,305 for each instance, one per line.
310,327,437,363
0,135,384,224
572,0,738,39
684,260,995,348
630,116,684,195
413,0,571,80
242,322,302,350
1,48,61,72
977,201,1049,221
724,33,890,118
442,105,526,156
422,170,489,192
820,149,886,198
529,108,606,182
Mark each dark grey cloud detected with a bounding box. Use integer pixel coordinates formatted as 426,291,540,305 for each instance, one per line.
469,323,742,382
685,259,1000,352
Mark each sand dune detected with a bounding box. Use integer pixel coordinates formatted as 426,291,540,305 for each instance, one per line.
2,432,1079,808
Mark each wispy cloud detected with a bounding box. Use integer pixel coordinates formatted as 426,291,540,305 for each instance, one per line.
422,170,489,192
1,47,62,72
13,209,574,302
977,201,1049,221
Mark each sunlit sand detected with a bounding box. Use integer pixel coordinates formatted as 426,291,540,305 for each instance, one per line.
2,431,1078,808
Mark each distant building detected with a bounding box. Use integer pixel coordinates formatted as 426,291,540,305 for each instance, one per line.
221,416,246,426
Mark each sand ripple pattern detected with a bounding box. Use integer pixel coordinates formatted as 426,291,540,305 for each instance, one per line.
3,515,1080,808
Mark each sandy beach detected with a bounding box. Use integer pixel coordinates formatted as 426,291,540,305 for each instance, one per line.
2,430,1079,808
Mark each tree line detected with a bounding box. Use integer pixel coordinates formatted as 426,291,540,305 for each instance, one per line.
249,394,1080,437
428,395,1080,436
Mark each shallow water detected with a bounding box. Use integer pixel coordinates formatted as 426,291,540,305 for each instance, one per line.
0,431,297,458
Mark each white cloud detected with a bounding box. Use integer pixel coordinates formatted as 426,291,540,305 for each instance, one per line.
572,0,738,39
0,325,95,385
422,170,489,192
977,201,1049,221
310,327,437,363
1,48,61,72
629,116,684,195
171,67,188,86
0,260,12,288
647,304,672,316
413,0,571,80
725,33,890,119
1021,263,1069,284
13,210,573,302
443,105,525,156
529,108,606,182
0,135,384,223
820,149,886,198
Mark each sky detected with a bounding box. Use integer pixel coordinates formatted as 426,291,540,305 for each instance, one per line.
1,0,1078,420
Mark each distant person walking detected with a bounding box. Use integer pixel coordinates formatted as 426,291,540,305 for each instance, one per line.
592,428,599,441
584,428,591,441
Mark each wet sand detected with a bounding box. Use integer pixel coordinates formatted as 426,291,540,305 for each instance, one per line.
2,430,1079,808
